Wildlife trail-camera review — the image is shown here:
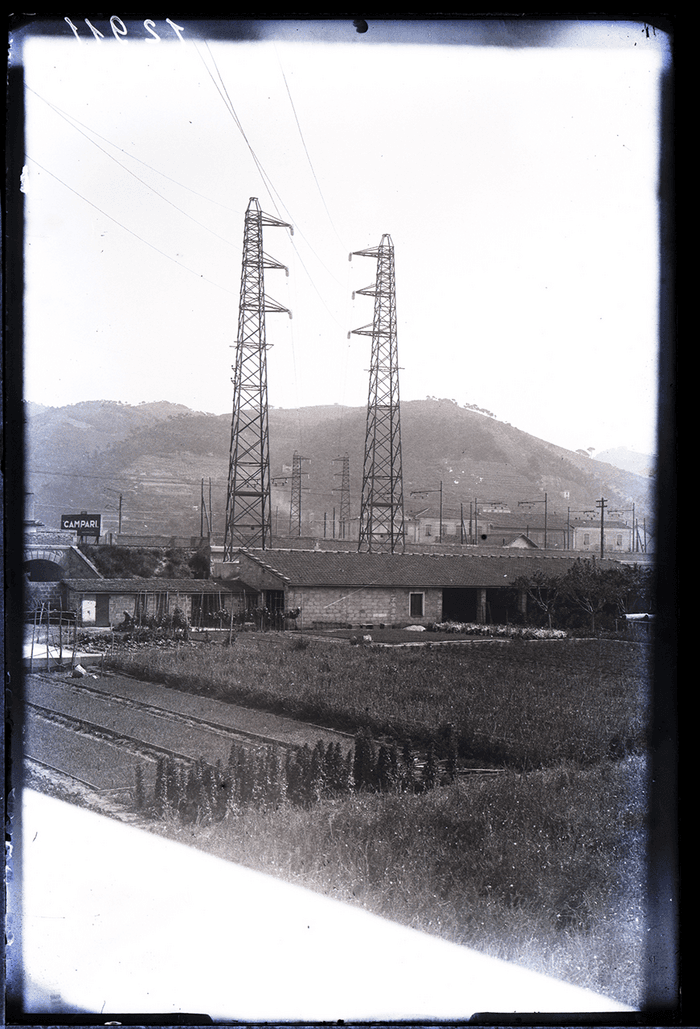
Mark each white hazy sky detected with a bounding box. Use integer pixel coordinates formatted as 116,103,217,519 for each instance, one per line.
14,17,669,456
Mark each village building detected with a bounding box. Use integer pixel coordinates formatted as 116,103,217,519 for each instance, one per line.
59,578,246,628
212,549,628,630
569,520,634,553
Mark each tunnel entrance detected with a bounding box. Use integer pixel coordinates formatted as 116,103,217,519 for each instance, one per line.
25,559,66,582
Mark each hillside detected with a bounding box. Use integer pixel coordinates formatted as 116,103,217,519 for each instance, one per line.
596,446,655,478
24,399,654,540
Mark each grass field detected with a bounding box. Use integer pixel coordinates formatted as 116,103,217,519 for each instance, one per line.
106,635,650,1008
108,636,650,770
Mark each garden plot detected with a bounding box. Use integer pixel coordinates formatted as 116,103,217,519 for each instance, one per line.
24,714,152,792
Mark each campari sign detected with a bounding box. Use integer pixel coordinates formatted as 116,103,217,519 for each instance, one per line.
61,513,101,536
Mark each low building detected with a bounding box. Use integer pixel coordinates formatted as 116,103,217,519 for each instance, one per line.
570,521,633,553
212,549,625,629
60,578,248,628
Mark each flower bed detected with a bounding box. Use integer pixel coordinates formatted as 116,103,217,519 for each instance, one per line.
428,621,568,640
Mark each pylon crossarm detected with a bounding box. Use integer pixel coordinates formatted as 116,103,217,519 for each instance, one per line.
351,244,384,259
260,210,293,233
263,295,291,316
263,252,289,273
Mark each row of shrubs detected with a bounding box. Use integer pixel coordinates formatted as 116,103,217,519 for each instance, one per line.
426,621,569,639
135,729,457,825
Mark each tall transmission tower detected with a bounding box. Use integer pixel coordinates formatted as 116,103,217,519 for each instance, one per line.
333,453,351,540
350,234,405,553
288,451,309,536
224,197,292,557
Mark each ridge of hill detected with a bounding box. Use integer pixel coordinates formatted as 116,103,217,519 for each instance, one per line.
24,399,654,540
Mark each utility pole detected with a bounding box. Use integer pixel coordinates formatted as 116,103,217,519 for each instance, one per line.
567,508,591,549
518,493,548,549
288,451,310,537
596,496,607,559
104,487,124,535
201,479,213,537
333,453,351,540
350,234,405,553
411,482,443,543
224,197,292,557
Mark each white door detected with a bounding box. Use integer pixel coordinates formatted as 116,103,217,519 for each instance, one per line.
81,598,96,624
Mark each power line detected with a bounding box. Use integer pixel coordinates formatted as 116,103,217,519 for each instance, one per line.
195,39,346,294
27,157,237,297
27,467,228,488
274,45,347,251
26,84,242,248
194,40,287,221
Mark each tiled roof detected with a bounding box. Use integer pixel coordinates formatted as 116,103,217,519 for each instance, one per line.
61,578,238,594
237,549,621,589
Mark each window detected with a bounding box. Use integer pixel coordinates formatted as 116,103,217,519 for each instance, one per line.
409,592,424,618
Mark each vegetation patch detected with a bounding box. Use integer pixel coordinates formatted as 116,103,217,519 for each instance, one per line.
98,635,650,1008
142,755,647,1010
107,636,649,771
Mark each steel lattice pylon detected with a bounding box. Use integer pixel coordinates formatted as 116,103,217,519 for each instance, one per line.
350,234,405,553
224,197,292,557
333,452,351,540
288,451,309,536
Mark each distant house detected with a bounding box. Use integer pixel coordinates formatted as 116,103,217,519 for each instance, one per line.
502,534,539,549
405,505,487,544
60,578,247,628
570,521,633,553
212,549,625,629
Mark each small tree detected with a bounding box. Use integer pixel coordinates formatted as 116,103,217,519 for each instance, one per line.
134,763,145,810
352,729,377,793
420,744,439,792
400,737,417,792
560,559,615,633
512,570,564,629
154,756,166,817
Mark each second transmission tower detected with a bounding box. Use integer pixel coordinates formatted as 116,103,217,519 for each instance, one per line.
333,452,351,540
350,234,405,553
288,451,309,537
224,197,292,557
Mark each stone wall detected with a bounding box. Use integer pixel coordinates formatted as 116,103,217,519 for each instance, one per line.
287,586,442,629
25,580,64,609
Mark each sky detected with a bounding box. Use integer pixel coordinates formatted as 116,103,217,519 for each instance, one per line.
13,17,670,456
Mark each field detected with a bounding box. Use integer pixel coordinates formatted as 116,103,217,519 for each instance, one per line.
98,635,652,1008
108,636,649,770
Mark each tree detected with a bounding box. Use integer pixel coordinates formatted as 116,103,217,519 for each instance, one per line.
352,729,377,793
134,763,145,810
154,756,166,816
559,559,617,633
512,570,564,629
420,744,439,792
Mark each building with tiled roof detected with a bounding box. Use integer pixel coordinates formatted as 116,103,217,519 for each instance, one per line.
60,578,248,628
213,549,628,629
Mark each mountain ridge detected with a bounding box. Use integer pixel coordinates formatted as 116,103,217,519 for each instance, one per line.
24,399,654,540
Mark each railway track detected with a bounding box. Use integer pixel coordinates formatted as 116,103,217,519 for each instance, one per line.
22,672,500,799
22,671,353,795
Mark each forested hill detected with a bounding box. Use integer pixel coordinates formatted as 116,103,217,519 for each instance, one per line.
24,398,654,538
